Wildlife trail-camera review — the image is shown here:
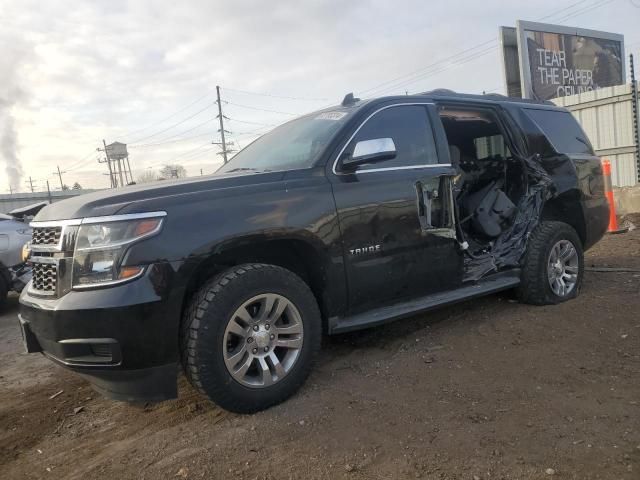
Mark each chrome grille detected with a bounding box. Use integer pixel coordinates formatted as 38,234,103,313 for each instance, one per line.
32,226,62,247
31,262,58,294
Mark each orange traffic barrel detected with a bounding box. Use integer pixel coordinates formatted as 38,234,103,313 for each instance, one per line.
602,159,628,234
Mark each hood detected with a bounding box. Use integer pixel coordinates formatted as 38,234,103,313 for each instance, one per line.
9,201,48,219
33,170,287,222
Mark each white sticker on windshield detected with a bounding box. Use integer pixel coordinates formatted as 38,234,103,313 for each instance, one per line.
315,111,347,121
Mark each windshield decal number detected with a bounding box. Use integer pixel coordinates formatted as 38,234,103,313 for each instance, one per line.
315,111,347,121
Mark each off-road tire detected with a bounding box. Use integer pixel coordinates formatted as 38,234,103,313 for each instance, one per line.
517,221,584,305
180,263,322,413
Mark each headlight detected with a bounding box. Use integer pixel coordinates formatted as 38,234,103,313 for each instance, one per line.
72,216,164,288
21,242,31,262
16,228,32,236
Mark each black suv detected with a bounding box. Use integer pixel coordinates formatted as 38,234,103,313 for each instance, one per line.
19,91,609,413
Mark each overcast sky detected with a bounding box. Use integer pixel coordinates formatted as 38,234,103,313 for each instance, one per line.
1,0,639,192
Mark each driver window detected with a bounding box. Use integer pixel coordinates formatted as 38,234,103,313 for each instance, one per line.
347,105,438,170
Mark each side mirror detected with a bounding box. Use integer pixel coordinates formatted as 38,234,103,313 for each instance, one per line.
340,138,396,171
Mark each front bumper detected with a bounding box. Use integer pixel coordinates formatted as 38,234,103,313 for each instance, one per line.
18,263,184,402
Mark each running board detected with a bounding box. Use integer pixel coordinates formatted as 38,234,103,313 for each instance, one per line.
329,270,521,334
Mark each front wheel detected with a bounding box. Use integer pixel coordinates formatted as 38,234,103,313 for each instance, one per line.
181,263,321,413
517,221,584,305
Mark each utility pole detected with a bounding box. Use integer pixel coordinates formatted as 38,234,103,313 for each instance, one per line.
100,140,116,188
54,165,66,190
99,155,115,188
216,85,229,164
26,177,35,193
46,180,53,203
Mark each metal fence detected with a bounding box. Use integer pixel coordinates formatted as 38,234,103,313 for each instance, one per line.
552,82,640,187
0,190,102,214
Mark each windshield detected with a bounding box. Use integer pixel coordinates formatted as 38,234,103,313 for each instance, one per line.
217,110,350,173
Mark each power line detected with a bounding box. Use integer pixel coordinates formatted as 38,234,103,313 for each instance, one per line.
371,45,499,97
223,87,328,102
130,117,213,147
233,125,274,137
128,100,217,145
61,148,100,172
118,92,214,141
409,0,613,94
537,0,593,20
223,100,299,116
127,116,275,150
47,0,617,181
143,144,219,170
129,131,213,148
358,39,497,97
226,116,277,127
171,141,215,161
554,0,616,22
356,0,612,98
400,0,615,96
178,145,219,163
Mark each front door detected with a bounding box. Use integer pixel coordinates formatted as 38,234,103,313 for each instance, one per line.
330,103,462,314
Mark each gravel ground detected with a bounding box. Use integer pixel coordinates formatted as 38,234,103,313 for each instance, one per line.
1,215,639,480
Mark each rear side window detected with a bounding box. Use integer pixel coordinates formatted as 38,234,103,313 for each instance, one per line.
523,109,594,155
474,135,511,160
347,105,438,170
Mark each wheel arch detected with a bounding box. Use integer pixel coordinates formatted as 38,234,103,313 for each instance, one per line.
180,234,331,329
540,191,586,247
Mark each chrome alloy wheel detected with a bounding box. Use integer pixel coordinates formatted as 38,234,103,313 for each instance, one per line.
223,293,304,388
547,239,579,297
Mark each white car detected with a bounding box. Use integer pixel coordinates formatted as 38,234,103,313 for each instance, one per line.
0,202,47,309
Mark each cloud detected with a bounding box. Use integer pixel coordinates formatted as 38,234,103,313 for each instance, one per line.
0,0,637,191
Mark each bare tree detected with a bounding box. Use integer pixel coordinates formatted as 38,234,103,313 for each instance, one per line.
72,182,82,190
137,170,160,184
159,164,187,179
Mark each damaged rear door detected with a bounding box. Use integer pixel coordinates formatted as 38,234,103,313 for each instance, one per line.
329,102,462,313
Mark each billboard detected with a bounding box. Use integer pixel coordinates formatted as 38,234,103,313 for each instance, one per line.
500,21,625,100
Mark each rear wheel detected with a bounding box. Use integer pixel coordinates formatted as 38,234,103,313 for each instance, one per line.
181,263,321,413
517,221,584,305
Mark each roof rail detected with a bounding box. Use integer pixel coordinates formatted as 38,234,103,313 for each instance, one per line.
417,88,457,96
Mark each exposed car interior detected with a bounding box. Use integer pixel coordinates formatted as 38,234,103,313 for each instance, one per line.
438,106,528,255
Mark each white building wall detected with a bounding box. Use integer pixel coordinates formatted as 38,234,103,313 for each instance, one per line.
552,82,639,187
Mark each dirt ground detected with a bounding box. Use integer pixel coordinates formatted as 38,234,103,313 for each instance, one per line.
1,216,639,480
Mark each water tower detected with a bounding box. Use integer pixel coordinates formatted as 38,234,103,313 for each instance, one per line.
106,142,133,187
